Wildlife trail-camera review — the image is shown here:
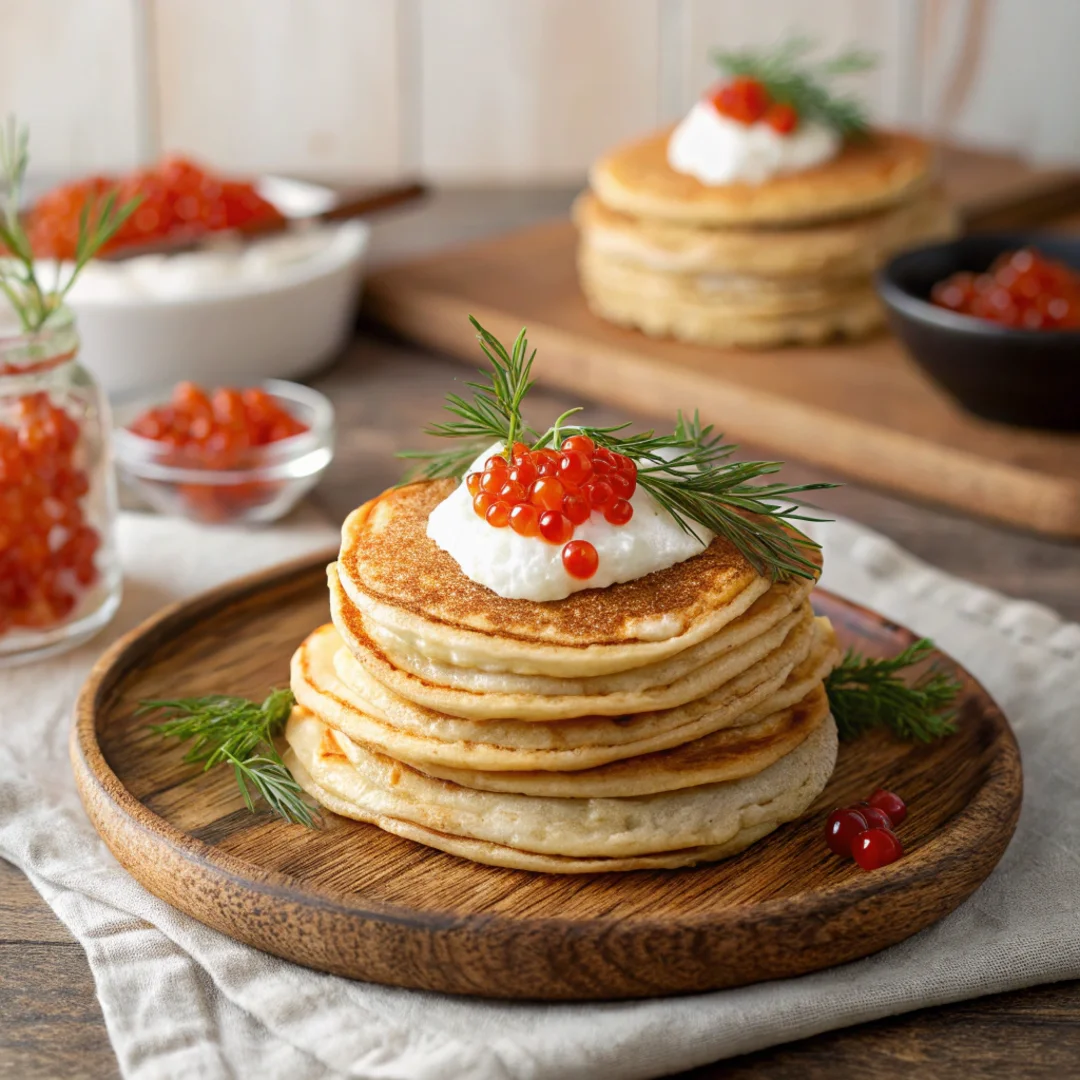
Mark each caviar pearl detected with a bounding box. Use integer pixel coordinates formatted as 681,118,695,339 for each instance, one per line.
852,828,904,871
825,808,868,858
868,789,908,826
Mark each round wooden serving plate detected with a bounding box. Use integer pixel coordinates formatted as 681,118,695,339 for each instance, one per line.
72,552,1022,1001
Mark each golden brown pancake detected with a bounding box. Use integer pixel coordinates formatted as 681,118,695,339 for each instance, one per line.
590,128,933,227
412,684,831,797
291,616,837,772
336,481,820,677
333,563,813,720
573,186,959,279
579,245,872,316
579,263,883,347
285,748,784,873
285,707,839,864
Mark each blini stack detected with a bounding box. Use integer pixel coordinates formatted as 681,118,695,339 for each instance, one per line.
575,129,959,347
284,481,842,873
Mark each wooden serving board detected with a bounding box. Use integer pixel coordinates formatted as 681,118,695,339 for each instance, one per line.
361,150,1080,540
72,553,1022,1001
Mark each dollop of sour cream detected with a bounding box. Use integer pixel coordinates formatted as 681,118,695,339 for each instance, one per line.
426,443,714,602
667,99,839,186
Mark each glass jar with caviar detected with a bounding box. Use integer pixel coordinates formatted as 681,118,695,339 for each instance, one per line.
0,307,121,664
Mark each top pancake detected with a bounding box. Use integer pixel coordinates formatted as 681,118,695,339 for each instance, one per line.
337,481,815,677
590,127,933,227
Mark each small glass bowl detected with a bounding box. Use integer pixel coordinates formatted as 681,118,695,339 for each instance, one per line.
112,379,334,524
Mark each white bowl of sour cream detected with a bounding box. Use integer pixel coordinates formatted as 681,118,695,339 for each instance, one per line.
52,178,368,396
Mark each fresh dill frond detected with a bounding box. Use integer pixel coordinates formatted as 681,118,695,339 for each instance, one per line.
826,638,962,742
712,36,877,138
139,689,320,828
0,116,141,332
401,319,838,582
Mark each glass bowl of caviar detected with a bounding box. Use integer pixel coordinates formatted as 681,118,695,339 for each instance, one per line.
876,234,1080,430
112,379,334,524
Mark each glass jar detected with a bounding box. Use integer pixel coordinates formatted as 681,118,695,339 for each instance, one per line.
0,308,121,665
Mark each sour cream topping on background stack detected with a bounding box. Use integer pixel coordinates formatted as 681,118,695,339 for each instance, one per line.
667,99,840,186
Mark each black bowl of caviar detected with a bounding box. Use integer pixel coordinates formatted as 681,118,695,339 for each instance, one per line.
876,234,1080,431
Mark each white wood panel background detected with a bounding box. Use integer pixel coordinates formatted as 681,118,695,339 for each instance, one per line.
0,0,1076,182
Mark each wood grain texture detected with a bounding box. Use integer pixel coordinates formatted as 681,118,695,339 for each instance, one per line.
150,0,406,178
0,0,143,172
360,155,1080,539
71,556,1021,1000
415,0,662,181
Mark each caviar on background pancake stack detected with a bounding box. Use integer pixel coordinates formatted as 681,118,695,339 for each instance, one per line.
283,319,844,873
575,40,959,347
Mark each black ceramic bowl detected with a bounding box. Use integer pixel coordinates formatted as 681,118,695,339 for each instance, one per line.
876,233,1080,430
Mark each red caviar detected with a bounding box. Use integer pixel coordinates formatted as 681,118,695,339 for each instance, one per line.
26,156,283,260
466,437,639,580
711,78,800,135
128,382,308,522
711,77,771,125
0,392,99,634
931,248,1080,330
824,789,908,871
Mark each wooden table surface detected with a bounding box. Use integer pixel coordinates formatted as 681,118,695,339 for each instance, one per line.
3,188,1080,1078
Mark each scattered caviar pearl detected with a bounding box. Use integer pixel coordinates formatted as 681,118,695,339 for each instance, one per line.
498,479,526,504
529,476,565,512
538,510,573,544
868,789,907,826
825,808,868,858
562,539,599,579
562,493,591,525
586,480,614,509
485,500,511,528
857,804,893,832
509,462,536,487
473,492,495,517
465,472,482,496
604,498,633,525
852,828,904,871
561,434,595,455
765,102,798,134
508,503,540,537
557,450,593,485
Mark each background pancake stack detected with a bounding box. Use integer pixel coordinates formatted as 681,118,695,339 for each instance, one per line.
575,129,960,347
284,481,843,873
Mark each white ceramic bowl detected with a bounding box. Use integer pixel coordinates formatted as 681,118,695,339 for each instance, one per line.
63,179,368,396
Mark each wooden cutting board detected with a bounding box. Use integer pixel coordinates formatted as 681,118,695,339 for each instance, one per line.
72,553,1021,1001
361,149,1080,540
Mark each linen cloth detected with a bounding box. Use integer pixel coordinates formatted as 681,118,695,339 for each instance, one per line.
1,509,1078,1080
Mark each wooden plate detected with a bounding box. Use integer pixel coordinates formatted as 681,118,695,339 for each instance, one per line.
72,552,1022,1001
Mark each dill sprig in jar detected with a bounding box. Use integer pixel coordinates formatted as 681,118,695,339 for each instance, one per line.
0,118,138,662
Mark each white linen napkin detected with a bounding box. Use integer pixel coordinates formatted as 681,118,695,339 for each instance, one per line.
1,510,1078,1080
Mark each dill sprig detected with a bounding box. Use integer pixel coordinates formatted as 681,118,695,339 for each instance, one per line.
0,116,140,332
139,689,320,828
400,318,837,581
826,639,962,743
713,36,876,138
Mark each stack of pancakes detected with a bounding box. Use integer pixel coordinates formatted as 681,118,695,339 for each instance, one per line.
284,480,842,873
575,129,959,347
